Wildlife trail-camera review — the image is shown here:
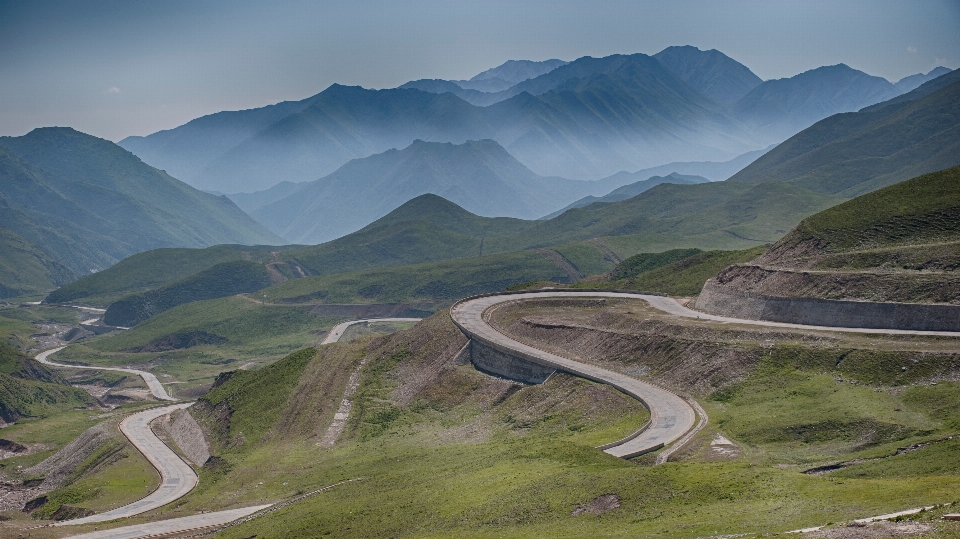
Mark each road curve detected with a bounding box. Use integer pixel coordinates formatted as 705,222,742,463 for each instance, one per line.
450,292,699,459
58,403,199,526
61,505,272,539
36,347,175,401
322,318,424,344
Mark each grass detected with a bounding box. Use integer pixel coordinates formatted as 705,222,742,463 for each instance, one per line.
103,260,274,327
45,245,275,306
264,250,567,304
773,165,960,255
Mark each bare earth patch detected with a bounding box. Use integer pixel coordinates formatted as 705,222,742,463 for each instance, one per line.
571,494,621,516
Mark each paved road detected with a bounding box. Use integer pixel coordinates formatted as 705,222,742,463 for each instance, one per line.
322,318,423,344
58,403,199,526
36,347,175,401
60,504,272,539
451,292,699,459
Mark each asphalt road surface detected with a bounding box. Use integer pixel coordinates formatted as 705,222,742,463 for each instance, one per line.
450,292,699,458
36,347,175,401
58,403,198,526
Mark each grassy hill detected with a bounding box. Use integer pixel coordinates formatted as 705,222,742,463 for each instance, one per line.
103,261,276,327
706,166,960,305
0,342,94,422
728,76,960,197
0,128,282,297
0,226,76,299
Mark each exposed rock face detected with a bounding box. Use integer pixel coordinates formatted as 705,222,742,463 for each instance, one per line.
155,408,211,466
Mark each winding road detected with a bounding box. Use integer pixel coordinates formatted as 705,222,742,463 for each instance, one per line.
321,318,424,344
60,402,199,526
36,347,174,401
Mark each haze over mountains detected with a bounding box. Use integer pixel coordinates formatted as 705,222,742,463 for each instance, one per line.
119,46,936,196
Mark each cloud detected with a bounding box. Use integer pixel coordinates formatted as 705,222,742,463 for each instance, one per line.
106,86,121,94
907,46,918,53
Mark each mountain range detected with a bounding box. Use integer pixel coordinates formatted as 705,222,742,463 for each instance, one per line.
119,47,917,194
0,128,280,298
250,139,590,244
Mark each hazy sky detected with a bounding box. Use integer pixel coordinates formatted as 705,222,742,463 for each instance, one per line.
2,0,957,142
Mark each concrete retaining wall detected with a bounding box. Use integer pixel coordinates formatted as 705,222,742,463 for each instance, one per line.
469,340,555,384
697,279,960,332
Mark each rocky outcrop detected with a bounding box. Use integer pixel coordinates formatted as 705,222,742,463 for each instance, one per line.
21,421,120,490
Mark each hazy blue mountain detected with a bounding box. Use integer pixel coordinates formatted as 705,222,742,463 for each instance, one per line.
894,66,951,93
119,96,317,183
450,77,515,93
252,139,592,244
863,68,959,112
0,128,282,295
226,181,307,214
731,64,903,141
468,59,569,84
541,173,710,219
122,53,760,192
398,79,504,106
653,45,763,103
603,145,775,184
729,78,960,197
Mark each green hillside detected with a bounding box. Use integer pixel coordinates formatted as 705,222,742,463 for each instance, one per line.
765,167,960,261
0,128,283,297
46,245,279,306
728,78,960,197
0,342,94,422
0,226,76,299
103,261,275,327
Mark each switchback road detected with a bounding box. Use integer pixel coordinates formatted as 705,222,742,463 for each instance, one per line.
36,347,174,401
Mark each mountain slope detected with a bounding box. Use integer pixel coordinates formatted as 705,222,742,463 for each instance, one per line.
894,66,951,93
731,64,902,141
541,173,709,219
252,139,589,243
0,226,76,298
728,78,960,197
654,45,763,103
0,128,282,293
468,59,569,85
0,342,94,422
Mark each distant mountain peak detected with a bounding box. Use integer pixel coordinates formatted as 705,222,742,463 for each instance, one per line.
468,59,569,84
653,45,762,103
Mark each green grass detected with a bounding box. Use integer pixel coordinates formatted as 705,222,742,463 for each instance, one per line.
579,246,767,296
103,260,274,327
265,251,567,304
609,248,703,280
772,165,960,255
45,245,276,306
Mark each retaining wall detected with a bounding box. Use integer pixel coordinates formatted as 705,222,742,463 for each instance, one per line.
468,340,556,384
697,279,960,332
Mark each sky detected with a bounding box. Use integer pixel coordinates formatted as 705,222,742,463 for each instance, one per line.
1,0,958,142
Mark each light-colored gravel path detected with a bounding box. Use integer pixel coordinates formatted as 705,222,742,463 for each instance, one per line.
35,347,175,401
